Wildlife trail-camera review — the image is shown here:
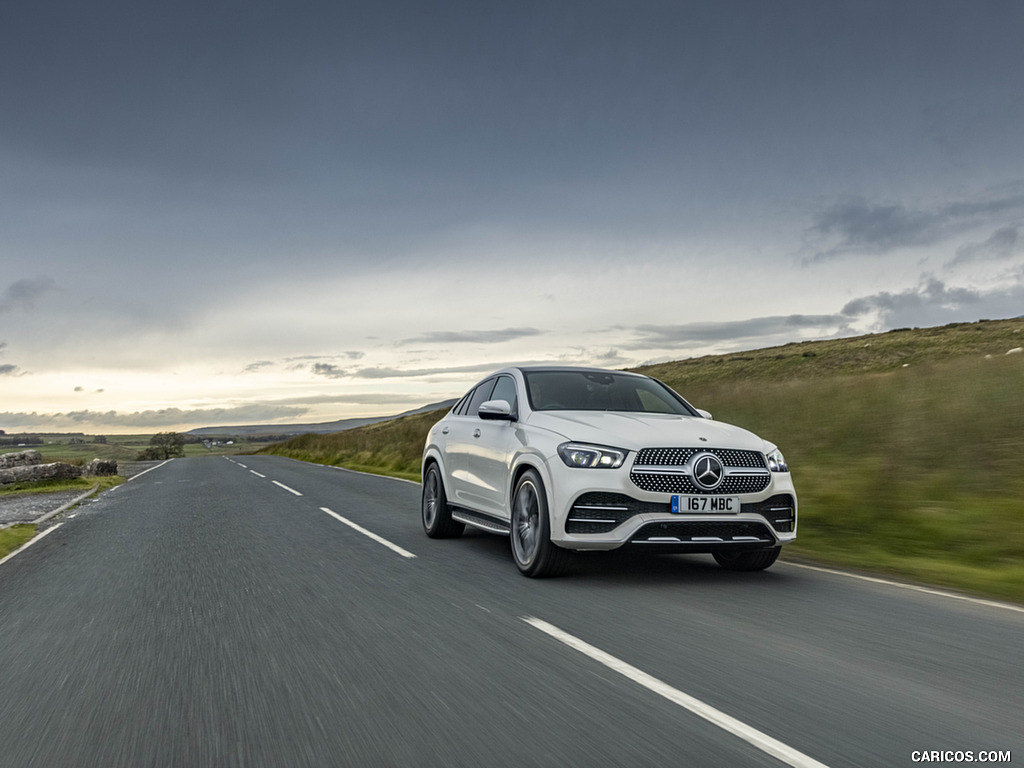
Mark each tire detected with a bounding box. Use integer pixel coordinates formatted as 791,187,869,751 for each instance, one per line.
422,463,464,539
712,547,781,571
510,469,572,578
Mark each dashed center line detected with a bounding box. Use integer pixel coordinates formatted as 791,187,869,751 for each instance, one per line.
523,617,830,768
272,481,303,496
237,463,248,468
320,507,416,559
249,470,266,478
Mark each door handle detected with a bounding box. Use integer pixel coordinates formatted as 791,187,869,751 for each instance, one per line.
473,429,481,438
442,426,449,434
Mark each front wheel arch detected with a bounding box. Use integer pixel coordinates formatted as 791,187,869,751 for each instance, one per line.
509,468,571,578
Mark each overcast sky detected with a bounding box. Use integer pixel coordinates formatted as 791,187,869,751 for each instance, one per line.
3,0,1023,433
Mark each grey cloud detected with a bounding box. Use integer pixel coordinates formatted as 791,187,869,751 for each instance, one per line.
948,226,1020,267
630,315,847,347
285,352,365,362
841,278,980,317
311,363,348,379
0,277,57,313
804,192,1024,264
244,360,274,373
839,276,1024,330
74,386,84,392
398,328,544,346
0,364,20,376
354,360,555,379
268,393,436,407
0,404,309,430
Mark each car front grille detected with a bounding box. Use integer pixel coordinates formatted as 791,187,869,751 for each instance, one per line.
630,447,771,494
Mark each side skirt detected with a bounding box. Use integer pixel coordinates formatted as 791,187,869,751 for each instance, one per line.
451,507,511,535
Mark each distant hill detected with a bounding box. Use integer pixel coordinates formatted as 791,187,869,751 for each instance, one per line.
186,399,458,437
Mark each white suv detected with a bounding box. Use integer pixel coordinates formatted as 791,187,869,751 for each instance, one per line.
421,366,797,577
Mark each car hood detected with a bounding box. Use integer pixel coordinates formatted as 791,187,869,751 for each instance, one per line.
525,411,768,453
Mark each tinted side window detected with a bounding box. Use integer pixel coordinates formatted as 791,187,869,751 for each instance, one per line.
466,379,497,416
452,393,471,416
489,375,518,413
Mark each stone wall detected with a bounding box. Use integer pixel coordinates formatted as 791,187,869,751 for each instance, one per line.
0,462,82,485
0,450,117,484
0,450,43,469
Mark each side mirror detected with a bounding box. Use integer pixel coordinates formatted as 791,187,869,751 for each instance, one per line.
478,399,516,421
696,408,713,420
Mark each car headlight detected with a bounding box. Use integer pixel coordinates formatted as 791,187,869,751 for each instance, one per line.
557,443,626,469
766,448,789,473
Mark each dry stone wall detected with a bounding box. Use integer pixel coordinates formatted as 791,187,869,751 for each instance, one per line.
0,450,117,485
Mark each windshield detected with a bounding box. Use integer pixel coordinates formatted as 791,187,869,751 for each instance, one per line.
523,371,698,415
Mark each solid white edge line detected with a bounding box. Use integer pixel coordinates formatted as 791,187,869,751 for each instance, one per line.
272,480,303,496
783,562,1024,615
320,507,416,559
0,523,64,568
127,458,173,482
250,470,266,478
522,617,831,768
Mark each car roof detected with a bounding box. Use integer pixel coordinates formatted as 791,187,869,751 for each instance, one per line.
513,365,646,377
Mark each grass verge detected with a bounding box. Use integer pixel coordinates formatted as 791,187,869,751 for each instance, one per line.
0,475,125,497
0,524,39,560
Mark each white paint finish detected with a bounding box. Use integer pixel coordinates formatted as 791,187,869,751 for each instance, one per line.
249,470,266,478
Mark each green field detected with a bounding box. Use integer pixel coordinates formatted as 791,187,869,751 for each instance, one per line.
261,318,1024,602
2,434,263,465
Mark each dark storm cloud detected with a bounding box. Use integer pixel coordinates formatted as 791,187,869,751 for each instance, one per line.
630,315,847,348
397,328,543,345
803,192,1024,264
948,226,1020,267
0,277,57,313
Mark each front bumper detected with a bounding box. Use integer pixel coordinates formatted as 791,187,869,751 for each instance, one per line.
547,463,798,551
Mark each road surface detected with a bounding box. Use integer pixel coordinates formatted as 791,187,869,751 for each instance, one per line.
1,456,1020,767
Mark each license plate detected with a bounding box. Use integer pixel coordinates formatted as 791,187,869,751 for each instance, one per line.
671,495,739,514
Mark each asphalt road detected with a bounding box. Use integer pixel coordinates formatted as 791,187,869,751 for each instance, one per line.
1,456,1020,768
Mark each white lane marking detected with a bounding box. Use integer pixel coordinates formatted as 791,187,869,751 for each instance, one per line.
320,507,416,559
272,481,303,496
0,524,64,568
250,470,266,478
523,617,831,768
128,459,173,482
237,463,248,468
784,562,1024,615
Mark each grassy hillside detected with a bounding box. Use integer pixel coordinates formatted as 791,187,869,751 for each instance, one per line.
262,318,1024,601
